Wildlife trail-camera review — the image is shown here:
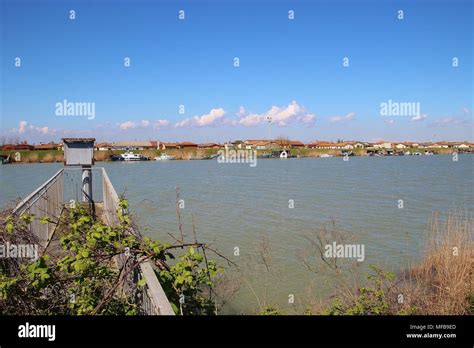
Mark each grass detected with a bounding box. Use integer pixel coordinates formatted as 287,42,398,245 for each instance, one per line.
302,210,473,315
401,211,473,314
0,150,64,163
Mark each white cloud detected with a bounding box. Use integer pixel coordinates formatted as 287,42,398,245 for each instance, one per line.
329,112,355,124
238,112,264,126
15,121,49,135
411,114,427,122
175,108,226,128
236,106,247,118
237,101,316,127
119,121,137,130
38,126,49,134
463,107,470,114
297,113,316,125
18,121,28,134
119,119,152,130
112,103,316,131
154,119,170,129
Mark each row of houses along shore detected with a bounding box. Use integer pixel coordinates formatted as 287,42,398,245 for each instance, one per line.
2,139,474,152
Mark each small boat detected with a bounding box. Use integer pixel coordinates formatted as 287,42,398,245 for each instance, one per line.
111,154,124,161
320,154,334,158
424,151,434,156
200,154,218,160
257,153,272,159
120,151,149,161
280,150,288,159
155,153,175,161
413,152,422,156
0,155,10,164
404,151,411,156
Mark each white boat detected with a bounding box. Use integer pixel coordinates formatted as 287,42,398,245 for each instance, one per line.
155,153,175,161
404,151,411,156
280,150,288,159
320,154,334,158
424,151,434,156
120,151,148,161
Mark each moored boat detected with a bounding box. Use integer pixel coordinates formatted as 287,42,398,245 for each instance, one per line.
257,153,272,159
0,155,10,164
155,153,175,161
111,154,123,161
119,151,149,161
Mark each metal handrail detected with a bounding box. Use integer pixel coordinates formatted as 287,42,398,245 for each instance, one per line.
101,168,175,315
12,169,64,246
13,168,64,216
12,167,174,315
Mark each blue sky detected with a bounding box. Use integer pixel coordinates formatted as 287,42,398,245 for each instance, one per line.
1,0,472,143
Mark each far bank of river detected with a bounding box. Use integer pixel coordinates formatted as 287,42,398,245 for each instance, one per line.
1,147,471,164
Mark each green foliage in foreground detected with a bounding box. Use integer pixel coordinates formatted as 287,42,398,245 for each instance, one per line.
0,200,222,315
259,306,285,315
467,293,474,314
320,266,394,315
318,266,417,315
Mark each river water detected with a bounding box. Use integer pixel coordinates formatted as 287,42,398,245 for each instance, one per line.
1,155,473,313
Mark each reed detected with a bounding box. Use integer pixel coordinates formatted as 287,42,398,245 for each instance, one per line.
302,211,473,315
402,210,473,314
40,153,55,163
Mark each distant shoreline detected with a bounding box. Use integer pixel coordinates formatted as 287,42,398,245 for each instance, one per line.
1,147,472,164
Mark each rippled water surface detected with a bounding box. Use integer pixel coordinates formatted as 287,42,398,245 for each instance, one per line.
1,156,473,313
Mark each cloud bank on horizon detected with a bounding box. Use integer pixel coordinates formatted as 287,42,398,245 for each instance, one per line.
7,103,473,143
1,0,472,143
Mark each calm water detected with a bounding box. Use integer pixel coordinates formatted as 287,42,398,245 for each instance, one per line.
1,156,473,313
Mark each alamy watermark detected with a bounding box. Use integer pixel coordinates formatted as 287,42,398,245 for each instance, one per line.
380,99,420,117
217,149,257,167
0,242,38,261
324,242,365,262
18,322,55,341
55,99,95,120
